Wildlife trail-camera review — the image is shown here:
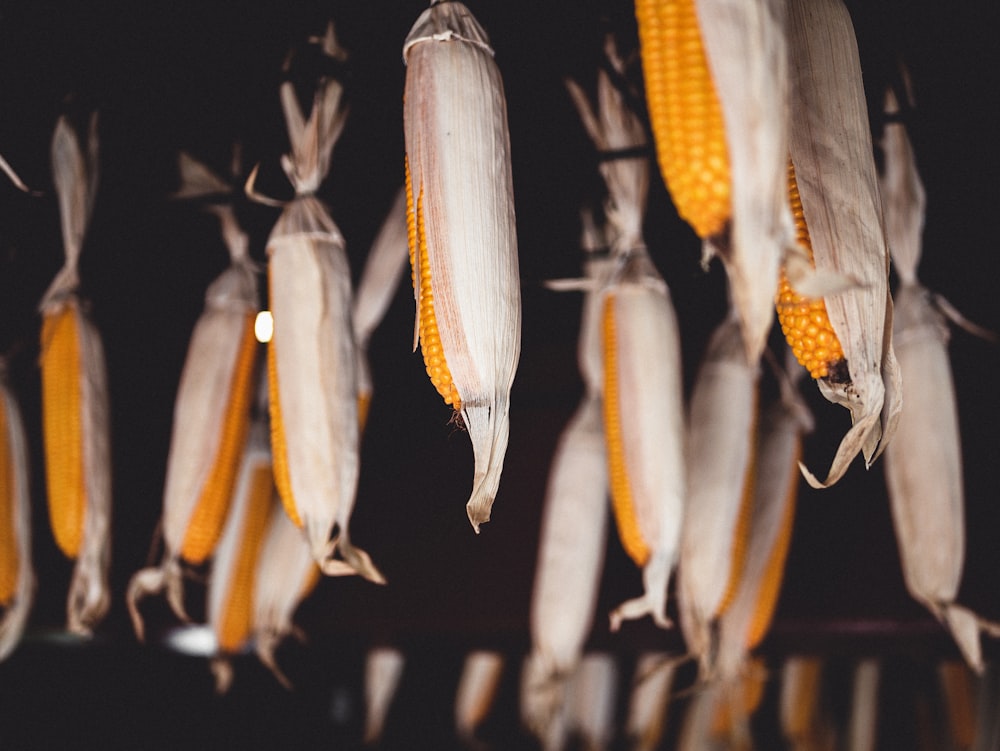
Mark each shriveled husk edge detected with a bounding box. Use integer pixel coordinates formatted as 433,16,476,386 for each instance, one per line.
677,311,758,665
403,1,521,531
697,0,797,365
363,646,406,746
786,0,901,489
454,650,505,742
0,375,36,661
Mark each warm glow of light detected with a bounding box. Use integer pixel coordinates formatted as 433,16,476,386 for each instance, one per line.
161,624,218,656
254,310,274,343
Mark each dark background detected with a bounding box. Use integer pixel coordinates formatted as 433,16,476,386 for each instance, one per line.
0,1,998,748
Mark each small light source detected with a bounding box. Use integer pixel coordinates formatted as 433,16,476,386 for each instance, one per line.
161,624,217,656
254,310,274,343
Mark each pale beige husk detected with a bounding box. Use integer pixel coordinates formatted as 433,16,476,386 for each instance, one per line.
846,659,880,751
675,679,730,751
206,419,274,693
715,356,812,681
786,0,901,488
677,311,758,665
879,84,1000,673
403,1,521,531
0,366,35,662
363,646,406,746
696,0,797,365
624,652,677,751
39,112,111,636
780,656,835,751
259,24,381,582
565,652,619,751
454,649,505,744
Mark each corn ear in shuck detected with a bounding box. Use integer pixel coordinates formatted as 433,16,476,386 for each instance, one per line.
0,364,35,662
261,24,382,582
879,84,1000,673
38,111,112,636
403,1,521,531
786,0,901,488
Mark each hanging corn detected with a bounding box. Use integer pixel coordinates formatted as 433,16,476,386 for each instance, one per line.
206,413,276,693
38,111,112,636
454,650,505,746
677,311,758,669
846,659,880,751
253,22,383,582
402,1,521,531
564,38,685,632
0,361,34,662
879,81,1000,673
785,0,902,488
634,0,796,364
715,353,813,680
363,646,406,746
565,652,619,751
127,174,260,640
352,186,410,431
623,653,677,751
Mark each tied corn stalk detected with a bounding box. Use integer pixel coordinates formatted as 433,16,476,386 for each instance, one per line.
127,155,260,640
0,362,34,662
402,1,521,531
38,111,112,636
252,23,383,582
786,0,901,488
879,81,1000,673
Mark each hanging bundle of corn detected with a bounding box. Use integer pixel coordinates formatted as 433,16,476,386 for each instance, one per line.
363,646,406,746
677,311,758,668
454,650,505,746
0,361,34,662
253,23,382,582
402,1,521,530
38,111,112,636
780,656,833,751
206,414,276,693
634,0,795,364
715,354,813,680
878,81,1000,673
785,0,901,488
623,653,677,751
563,38,685,632
127,190,260,641
352,186,410,430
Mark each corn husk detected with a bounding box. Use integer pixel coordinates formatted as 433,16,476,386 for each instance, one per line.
256,24,382,582
879,84,1000,673
520,653,571,751
0,363,35,662
352,186,409,428
363,646,406,746
38,111,111,636
675,680,729,751
624,652,677,751
695,0,797,365
454,649,505,746
786,0,901,488
565,652,619,751
677,311,758,667
206,417,275,693
846,659,880,751
715,355,812,680
780,656,835,751
403,1,521,531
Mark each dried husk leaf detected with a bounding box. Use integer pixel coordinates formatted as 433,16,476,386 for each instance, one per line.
846,659,880,751
171,150,234,201
403,1,521,531
678,312,758,664
39,112,111,636
0,367,35,662
780,656,833,751
0,153,37,194
624,652,677,751
363,646,406,746
454,649,505,744
787,0,901,488
697,0,797,364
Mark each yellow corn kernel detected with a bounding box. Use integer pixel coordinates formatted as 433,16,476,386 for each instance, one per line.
40,304,85,559
602,296,651,568
776,163,845,380
405,157,462,411
178,313,260,564
0,397,18,605
267,334,301,529
635,0,731,238
216,463,274,653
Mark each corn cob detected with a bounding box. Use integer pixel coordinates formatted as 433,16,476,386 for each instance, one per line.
0,364,35,662
787,0,901,489
780,656,832,751
262,24,382,584
403,1,521,531
364,647,406,746
39,112,111,636
623,653,677,751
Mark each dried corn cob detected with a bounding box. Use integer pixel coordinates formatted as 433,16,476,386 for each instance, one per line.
624,653,677,751
260,23,382,583
780,656,834,751
787,0,901,488
403,1,521,531
0,363,34,662
38,111,111,636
